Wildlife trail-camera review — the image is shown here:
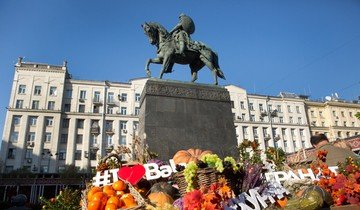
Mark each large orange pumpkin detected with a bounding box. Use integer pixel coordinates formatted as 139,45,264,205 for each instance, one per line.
173,149,212,164
148,192,174,207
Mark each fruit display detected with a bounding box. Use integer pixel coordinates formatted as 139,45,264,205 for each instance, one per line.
85,180,143,210
173,148,212,164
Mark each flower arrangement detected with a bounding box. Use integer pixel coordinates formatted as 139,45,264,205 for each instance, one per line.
311,150,360,206
40,188,81,210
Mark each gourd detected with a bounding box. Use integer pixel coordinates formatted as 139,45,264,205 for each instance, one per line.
173,149,212,164
148,192,174,207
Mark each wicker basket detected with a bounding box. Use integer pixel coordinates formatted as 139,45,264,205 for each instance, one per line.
82,153,147,210
173,171,199,196
197,167,220,189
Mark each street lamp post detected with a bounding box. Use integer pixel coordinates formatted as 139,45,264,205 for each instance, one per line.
262,97,279,148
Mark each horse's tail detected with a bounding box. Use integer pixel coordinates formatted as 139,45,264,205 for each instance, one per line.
212,51,226,80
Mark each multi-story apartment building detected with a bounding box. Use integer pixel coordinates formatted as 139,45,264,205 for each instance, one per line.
1,58,359,173
226,85,311,154
306,100,360,141
1,58,146,173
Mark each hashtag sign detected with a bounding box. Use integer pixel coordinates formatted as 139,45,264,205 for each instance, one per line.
92,170,111,187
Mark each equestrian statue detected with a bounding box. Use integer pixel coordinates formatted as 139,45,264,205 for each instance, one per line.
142,13,225,85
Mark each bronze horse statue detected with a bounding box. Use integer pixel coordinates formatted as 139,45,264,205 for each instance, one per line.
142,22,225,85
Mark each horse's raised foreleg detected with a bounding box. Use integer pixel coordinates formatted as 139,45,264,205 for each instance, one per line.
190,60,204,83
145,57,162,77
199,55,218,85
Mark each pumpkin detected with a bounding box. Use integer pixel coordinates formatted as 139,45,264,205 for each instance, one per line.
173,149,212,164
148,192,174,207
275,197,288,208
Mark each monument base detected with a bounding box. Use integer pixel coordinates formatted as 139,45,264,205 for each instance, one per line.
139,79,238,160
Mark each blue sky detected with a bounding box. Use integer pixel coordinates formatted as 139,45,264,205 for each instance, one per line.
1,0,360,140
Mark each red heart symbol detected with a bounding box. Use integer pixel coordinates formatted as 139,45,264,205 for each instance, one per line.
117,165,146,185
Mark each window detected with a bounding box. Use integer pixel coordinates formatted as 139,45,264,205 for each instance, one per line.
259,104,263,112
120,107,127,115
135,93,141,102
105,120,113,131
301,140,306,148
135,107,140,115
62,118,69,128
249,103,254,110
49,87,57,96
7,148,15,159
344,121,347,127
64,104,71,112
277,105,282,113
120,121,127,130
120,93,127,102
77,119,84,129
44,117,53,126
29,116,37,126
282,128,287,140
119,135,126,145
15,100,23,109
291,129,296,139
268,104,273,112
337,131,342,138
32,100,39,109
242,126,248,135
333,111,336,117
349,112,353,117
47,101,55,110
91,135,98,146
341,111,345,117
34,86,41,95
253,127,258,137
241,113,246,121
25,149,33,159
60,134,68,144
298,117,302,124
296,106,300,113
284,141,288,151
59,150,66,160
250,115,255,122
319,111,323,117
75,150,82,160
80,90,86,99
346,132,350,138
311,111,314,117
28,132,35,142
18,85,26,94
279,117,284,123
293,140,297,151
321,121,325,127
230,101,234,108
265,139,269,148
300,129,305,139
94,91,101,102
289,117,293,124
13,116,21,125
133,121,139,130
107,107,113,114
93,105,100,113
335,121,338,126
45,132,52,142
240,101,245,109
76,134,83,144
65,89,72,98
108,92,114,103
263,127,268,136
79,104,85,113
107,135,113,147
287,105,292,113
10,132,19,142
352,122,355,127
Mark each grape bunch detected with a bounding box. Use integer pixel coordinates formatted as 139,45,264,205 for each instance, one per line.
175,164,185,172
201,154,224,172
196,160,208,169
183,162,198,192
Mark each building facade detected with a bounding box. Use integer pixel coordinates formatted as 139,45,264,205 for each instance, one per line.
1,59,359,173
306,100,360,140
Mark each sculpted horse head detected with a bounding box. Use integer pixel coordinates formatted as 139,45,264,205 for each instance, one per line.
142,22,225,85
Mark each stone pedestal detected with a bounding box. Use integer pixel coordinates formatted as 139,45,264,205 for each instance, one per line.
139,79,238,160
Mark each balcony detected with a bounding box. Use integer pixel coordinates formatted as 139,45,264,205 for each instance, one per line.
27,141,35,147
274,135,281,141
90,127,100,134
105,128,115,135
264,134,271,140
93,98,103,105
90,143,99,150
107,100,118,106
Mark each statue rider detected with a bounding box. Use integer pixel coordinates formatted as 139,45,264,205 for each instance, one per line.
169,13,195,56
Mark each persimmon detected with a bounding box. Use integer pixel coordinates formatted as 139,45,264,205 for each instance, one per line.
104,203,117,210
116,190,125,197
107,196,122,207
103,188,116,197
88,200,102,210
87,187,102,201
121,193,137,207
113,180,126,191
92,191,108,206
103,185,114,191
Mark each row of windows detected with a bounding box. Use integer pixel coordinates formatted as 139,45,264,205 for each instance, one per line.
15,100,56,110
242,127,306,139
235,101,302,114
62,118,138,130
66,89,141,102
310,110,356,118
13,116,54,126
18,85,57,96
236,113,305,124
63,104,140,115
